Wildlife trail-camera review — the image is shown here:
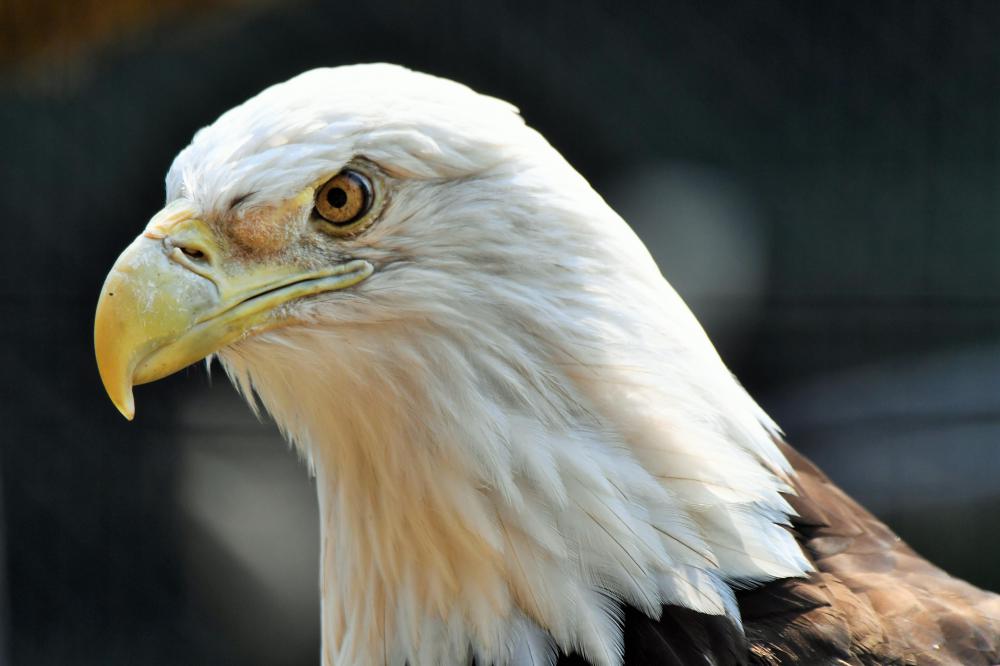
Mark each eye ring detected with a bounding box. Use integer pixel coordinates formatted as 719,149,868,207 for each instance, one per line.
315,170,374,229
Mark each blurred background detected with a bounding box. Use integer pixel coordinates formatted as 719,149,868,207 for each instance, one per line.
2,1,999,664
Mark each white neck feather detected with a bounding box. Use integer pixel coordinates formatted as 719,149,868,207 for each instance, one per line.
219,291,808,666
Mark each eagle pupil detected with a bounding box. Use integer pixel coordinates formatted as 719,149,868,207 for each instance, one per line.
326,187,348,209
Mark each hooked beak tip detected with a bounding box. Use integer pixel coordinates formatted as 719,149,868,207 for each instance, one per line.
95,346,137,421
113,392,136,421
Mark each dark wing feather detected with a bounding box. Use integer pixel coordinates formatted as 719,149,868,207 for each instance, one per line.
739,442,1000,665
555,605,748,666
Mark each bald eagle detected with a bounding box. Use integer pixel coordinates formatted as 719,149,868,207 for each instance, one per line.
94,64,1000,665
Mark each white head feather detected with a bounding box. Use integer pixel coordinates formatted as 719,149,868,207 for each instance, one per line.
167,64,809,666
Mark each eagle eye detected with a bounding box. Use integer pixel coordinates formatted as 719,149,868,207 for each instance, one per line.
315,170,374,230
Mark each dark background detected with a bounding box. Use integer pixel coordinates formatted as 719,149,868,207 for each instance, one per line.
2,1,999,664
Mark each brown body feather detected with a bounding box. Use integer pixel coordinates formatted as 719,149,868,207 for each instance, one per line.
554,442,1000,665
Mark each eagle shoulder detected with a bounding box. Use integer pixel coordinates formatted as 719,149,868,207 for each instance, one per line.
555,442,1000,665
740,442,1000,665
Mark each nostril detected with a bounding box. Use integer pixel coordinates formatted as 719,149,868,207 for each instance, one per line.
165,237,212,269
167,238,208,261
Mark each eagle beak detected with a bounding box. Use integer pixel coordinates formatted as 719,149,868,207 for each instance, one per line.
94,206,373,420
